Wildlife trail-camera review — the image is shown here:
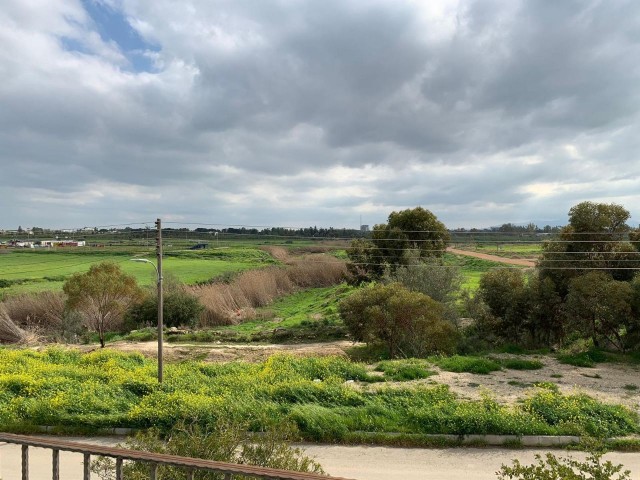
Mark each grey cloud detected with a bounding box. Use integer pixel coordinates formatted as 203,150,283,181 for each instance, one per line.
1,0,640,229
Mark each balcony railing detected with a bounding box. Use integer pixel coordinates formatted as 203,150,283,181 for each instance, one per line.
0,433,356,480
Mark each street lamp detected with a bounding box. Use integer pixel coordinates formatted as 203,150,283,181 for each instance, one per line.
130,258,164,383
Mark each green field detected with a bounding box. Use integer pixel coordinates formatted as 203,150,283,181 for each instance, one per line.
0,248,275,297
453,242,543,258
443,253,510,290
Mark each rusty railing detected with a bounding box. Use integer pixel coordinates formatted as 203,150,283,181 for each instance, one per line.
0,433,356,480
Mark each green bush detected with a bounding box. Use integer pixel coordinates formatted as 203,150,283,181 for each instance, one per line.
558,349,608,367
375,360,435,381
436,356,502,374
500,358,544,370
339,283,458,358
93,419,323,479
498,451,631,480
127,290,204,329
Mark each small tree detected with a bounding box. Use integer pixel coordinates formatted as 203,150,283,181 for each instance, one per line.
339,283,458,357
478,269,531,344
564,271,634,351
64,262,143,347
346,206,449,281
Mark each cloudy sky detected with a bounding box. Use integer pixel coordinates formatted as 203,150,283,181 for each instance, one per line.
1,0,639,230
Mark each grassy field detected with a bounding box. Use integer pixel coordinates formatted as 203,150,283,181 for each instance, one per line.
0,348,636,442
452,243,544,258
443,253,509,290
0,247,275,297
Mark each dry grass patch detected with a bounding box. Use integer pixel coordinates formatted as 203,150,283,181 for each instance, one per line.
191,256,348,326
3,291,65,331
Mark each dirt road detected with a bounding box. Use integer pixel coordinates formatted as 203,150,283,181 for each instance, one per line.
447,248,536,267
2,438,639,480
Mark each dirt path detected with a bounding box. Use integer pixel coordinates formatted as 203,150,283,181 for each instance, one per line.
447,247,536,267
4,438,640,480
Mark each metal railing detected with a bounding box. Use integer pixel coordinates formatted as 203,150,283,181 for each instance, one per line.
0,433,356,480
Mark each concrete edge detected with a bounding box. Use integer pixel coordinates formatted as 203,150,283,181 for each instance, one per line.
34,427,635,448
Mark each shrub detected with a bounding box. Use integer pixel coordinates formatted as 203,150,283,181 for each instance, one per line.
92,419,323,479
375,360,435,381
557,349,608,368
384,252,462,304
436,356,502,374
500,358,544,370
339,283,458,358
127,290,204,329
497,451,631,480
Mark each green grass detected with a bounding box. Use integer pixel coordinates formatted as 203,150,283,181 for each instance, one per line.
0,348,636,440
557,350,609,368
443,254,510,290
435,355,502,374
0,248,274,296
374,360,436,381
154,285,353,344
499,358,544,370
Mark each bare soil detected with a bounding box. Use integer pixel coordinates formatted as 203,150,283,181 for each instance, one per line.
447,247,536,267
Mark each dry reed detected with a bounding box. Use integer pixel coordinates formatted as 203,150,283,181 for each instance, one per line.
190,255,348,326
0,304,32,344
3,291,65,331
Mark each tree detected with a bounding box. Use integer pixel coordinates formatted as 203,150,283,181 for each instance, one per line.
384,250,462,305
478,269,531,344
346,207,449,280
345,238,384,284
63,262,143,347
564,272,634,351
540,202,640,294
338,283,458,357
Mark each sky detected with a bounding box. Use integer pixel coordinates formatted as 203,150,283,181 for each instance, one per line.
1,0,639,230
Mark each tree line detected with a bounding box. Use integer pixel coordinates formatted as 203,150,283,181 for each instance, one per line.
342,203,640,356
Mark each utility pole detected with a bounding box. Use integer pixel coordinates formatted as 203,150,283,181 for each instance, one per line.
155,218,163,383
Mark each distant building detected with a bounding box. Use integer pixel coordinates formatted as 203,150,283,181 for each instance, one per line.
360,225,370,232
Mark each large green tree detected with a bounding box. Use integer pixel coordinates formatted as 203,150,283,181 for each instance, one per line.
346,207,449,282
564,272,634,351
539,202,640,293
64,262,143,347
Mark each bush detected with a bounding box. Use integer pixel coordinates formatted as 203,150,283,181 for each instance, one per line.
500,358,544,370
127,290,204,329
92,419,323,479
384,252,462,304
375,359,435,381
497,451,631,480
558,349,608,368
339,283,459,358
436,356,502,374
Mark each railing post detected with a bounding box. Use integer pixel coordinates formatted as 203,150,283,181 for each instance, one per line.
187,468,195,480
52,449,60,480
21,445,28,480
224,473,232,480
150,463,158,480
115,457,123,480
83,453,91,480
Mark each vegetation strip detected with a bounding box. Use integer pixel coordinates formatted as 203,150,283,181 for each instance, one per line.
0,348,637,443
